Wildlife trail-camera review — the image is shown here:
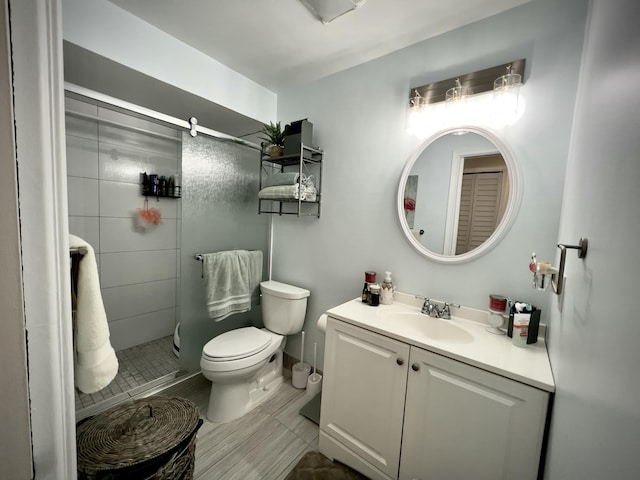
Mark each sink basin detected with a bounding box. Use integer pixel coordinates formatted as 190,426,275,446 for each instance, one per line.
380,312,474,344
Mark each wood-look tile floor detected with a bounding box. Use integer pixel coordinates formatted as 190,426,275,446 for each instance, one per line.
158,372,319,480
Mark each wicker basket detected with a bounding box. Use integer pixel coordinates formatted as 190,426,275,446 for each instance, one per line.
77,396,202,480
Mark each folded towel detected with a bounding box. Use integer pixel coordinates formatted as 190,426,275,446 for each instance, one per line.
262,172,315,189
258,184,317,202
203,250,263,321
262,172,302,188
69,234,119,394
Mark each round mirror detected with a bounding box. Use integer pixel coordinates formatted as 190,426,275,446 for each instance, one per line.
397,126,522,263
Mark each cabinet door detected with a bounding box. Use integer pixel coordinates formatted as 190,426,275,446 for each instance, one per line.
399,347,549,480
320,319,410,478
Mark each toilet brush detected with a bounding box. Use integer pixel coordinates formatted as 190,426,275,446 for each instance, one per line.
306,342,322,396
292,331,311,389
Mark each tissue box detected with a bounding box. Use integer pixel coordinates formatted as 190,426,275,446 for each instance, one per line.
507,307,541,344
283,119,313,155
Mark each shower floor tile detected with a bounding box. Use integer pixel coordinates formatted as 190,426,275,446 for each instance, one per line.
75,335,179,412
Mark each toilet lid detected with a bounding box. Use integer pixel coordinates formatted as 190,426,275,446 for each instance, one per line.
203,327,272,361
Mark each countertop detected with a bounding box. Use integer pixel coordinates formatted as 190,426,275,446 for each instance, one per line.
325,292,555,392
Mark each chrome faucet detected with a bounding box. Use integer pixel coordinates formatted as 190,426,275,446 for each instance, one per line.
440,302,461,319
421,298,439,316
420,298,460,319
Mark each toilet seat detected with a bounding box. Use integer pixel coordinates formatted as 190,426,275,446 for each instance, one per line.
203,327,271,362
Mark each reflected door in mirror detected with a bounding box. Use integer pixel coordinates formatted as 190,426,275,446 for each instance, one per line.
455,154,507,254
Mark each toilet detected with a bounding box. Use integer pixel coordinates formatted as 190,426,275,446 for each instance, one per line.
200,280,310,423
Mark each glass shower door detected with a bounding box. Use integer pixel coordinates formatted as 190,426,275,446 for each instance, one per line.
179,133,269,372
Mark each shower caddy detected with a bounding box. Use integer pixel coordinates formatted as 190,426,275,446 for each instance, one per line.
258,143,323,217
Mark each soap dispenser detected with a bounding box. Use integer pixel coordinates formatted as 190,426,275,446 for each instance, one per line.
380,271,395,305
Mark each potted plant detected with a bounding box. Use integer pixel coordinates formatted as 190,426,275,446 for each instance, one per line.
259,121,285,157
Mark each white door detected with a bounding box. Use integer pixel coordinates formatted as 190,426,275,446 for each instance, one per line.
320,319,410,478
399,347,549,480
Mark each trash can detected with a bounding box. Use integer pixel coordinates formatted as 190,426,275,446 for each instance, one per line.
76,396,203,480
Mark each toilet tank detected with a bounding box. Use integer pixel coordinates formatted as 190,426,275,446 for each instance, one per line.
260,280,310,335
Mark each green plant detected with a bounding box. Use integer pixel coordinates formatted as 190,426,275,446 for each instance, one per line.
259,121,285,147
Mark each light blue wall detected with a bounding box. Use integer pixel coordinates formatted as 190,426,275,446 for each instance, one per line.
275,0,589,368
544,1,640,478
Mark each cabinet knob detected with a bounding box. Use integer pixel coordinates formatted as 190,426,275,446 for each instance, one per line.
411,363,420,372
396,358,404,366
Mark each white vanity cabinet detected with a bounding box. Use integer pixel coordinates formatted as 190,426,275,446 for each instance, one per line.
319,317,550,480
320,318,410,479
400,346,549,480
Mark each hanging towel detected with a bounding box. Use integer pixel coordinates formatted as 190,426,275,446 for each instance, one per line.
202,250,263,321
69,234,119,394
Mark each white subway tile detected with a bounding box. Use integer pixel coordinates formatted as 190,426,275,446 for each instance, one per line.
65,98,98,140
108,308,176,351
66,135,99,179
100,250,177,288
68,216,100,253
102,279,176,321
99,143,179,184
100,218,177,253
100,180,178,219
67,177,99,217
98,118,179,158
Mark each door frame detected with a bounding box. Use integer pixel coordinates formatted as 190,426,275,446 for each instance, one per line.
9,0,77,477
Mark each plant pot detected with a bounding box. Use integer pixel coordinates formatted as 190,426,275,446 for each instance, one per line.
270,145,284,157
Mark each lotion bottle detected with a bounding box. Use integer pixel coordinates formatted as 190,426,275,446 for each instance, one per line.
380,271,395,305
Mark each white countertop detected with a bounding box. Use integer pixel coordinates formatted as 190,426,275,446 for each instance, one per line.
325,293,555,392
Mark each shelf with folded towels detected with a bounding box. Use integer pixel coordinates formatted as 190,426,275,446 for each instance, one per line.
258,144,323,217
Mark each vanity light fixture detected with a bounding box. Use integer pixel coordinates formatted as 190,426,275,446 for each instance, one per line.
406,59,526,136
493,64,523,117
445,78,471,104
300,0,366,24
494,64,522,91
408,59,525,109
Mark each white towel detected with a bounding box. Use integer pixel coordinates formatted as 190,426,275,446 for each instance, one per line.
202,250,263,321
258,184,317,202
69,234,119,394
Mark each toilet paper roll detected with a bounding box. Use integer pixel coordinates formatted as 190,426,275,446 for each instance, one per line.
306,373,322,397
317,314,328,333
292,362,311,389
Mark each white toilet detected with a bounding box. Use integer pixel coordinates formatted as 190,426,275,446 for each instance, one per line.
200,280,310,423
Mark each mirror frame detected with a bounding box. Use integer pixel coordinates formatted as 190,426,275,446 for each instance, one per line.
397,125,522,264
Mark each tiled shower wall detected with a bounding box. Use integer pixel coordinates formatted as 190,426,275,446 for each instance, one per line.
65,95,181,351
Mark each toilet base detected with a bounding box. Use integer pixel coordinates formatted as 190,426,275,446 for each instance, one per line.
206,350,284,423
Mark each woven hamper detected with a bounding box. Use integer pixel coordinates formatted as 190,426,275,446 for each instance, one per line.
77,396,202,480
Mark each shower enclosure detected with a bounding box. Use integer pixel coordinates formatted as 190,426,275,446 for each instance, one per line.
179,132,270,372
65,88,267,416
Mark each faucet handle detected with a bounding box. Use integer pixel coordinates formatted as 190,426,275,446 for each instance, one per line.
440,302,460,319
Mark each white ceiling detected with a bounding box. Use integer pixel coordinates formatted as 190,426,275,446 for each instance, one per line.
107,0,531,93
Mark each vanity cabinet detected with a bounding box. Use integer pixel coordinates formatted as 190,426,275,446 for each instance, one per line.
258,143,323,217
319,318,550,480
320,319,409,479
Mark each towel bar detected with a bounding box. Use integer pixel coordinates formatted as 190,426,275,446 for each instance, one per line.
70,246,88,256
